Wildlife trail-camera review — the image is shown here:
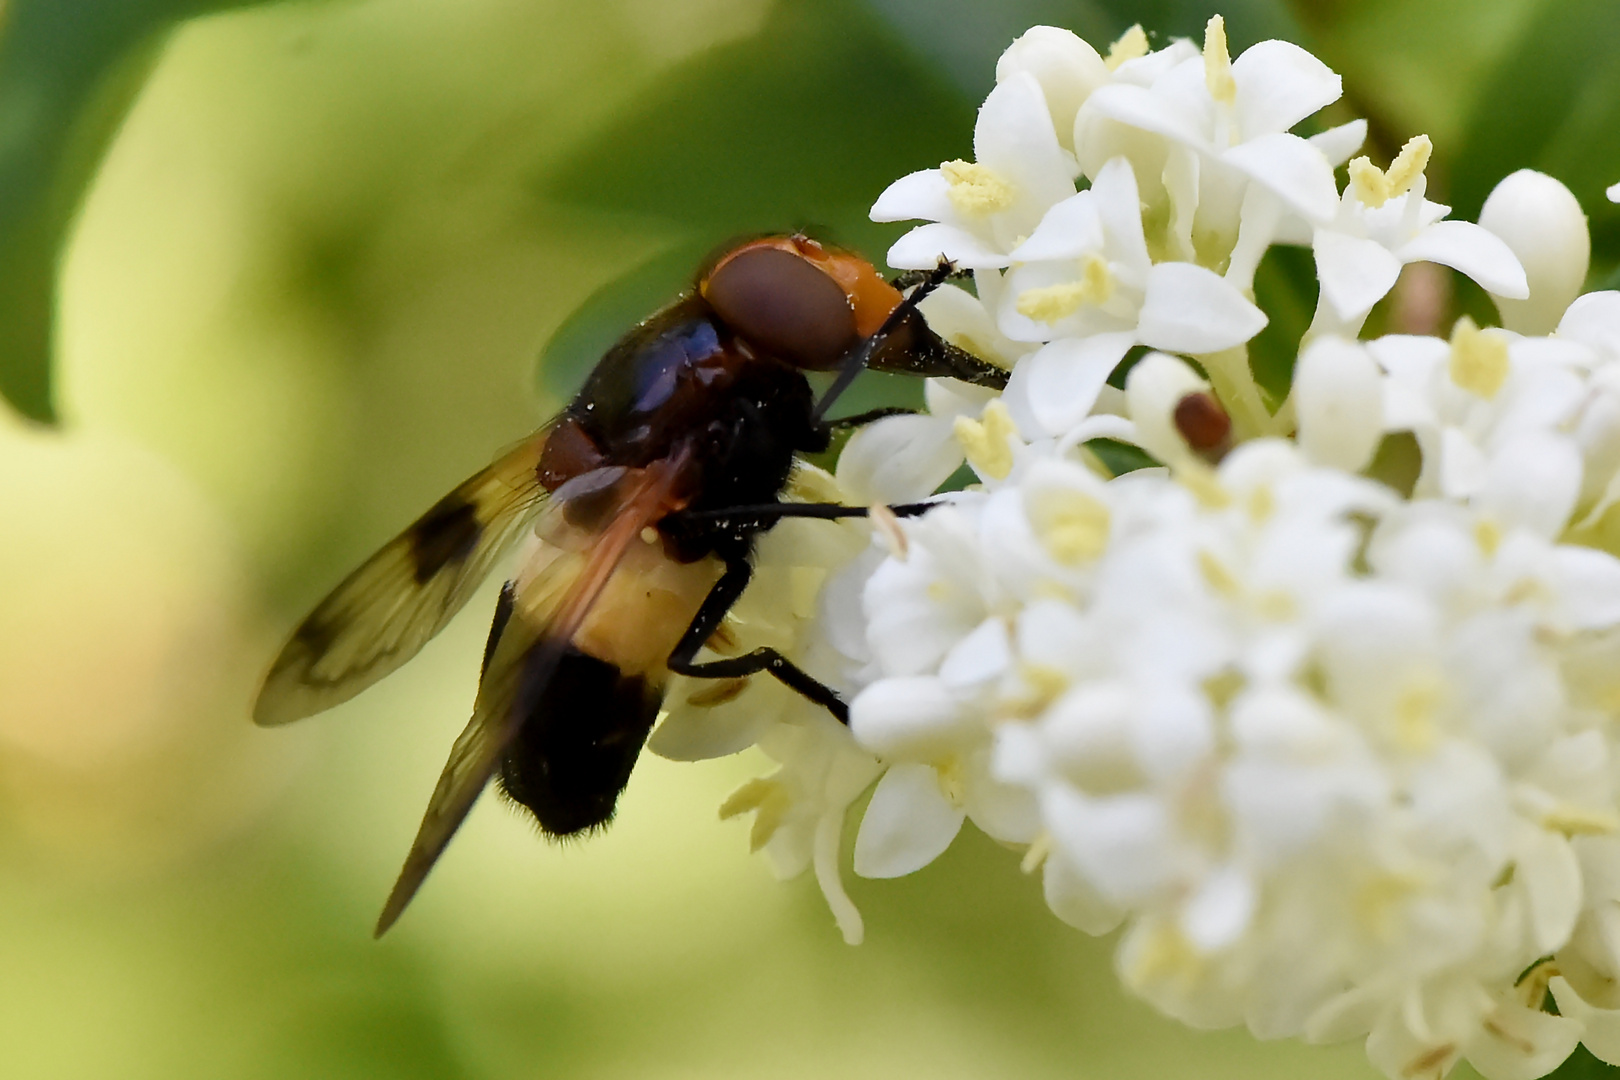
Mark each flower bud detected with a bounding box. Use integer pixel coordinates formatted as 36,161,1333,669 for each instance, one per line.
1479,170,1590,334
1294,337,1384,472
996,26,1108,153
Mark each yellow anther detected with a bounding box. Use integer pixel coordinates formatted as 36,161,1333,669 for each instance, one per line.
869,502,908,561
1349,136,1432,209
1198,549,1240,597
719,778,775,818
1449,316,1510,399
1543,805,1620,837
1177,460,1232,509
941,159,1014,215
1394,674,1443,752
1474,518,1502,559
1356,872,1422,939
1020,832,1051,874
954,400,1018,480
934,756,967,805
1203,15,1236,105
1016,255,1115,323
1385,135,1432,199
1247,485,1274,524
1125,921,1201,990
720,778,791,852
1202,668,1246,710
1348,156,1390,208
1017,282,1086,323
1029,488,1112,565
1005,662,1069,716
1105,24,1150,71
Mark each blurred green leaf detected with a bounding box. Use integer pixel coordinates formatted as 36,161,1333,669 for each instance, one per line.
1446,0,1620,268
542,0,973,253
864,0,1305,102
1544,1045,1620,1080
0,0,309,423
1249,243,1318,403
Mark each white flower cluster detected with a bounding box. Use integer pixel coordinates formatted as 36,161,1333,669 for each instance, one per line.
653,17,1620,1080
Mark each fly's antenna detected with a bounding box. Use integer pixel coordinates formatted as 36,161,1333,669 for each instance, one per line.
811,257,956,424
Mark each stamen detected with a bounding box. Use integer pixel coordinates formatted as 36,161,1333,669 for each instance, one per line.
1348,156,1391,208
1474,519,1502,559
1385,135,1432,199
869,502,909,561
954,400,1018,480
1448,316,1510,399
1393,674,1442,752
1542,805,1620,836
941,159,1014,215
1016,255,1114,323
1105,24,1149,70
1203,15,1236,105
1020,832,1051,874
1029,488,1112,564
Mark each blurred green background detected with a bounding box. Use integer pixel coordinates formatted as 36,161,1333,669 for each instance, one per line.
4,0,1620,1077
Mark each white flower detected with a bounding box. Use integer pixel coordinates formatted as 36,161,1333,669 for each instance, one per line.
996,156,1267,436
1309,138,1528,338
711,18,1620,1080
1371,319,1585,518
872,72,1077,270
1075,16,1342,261
1479,170,1591,335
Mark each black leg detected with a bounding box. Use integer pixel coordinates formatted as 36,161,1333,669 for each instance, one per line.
889,266,974,291
667,499,936,536
812,258,959,423
822,406,917,431
668,555,850,722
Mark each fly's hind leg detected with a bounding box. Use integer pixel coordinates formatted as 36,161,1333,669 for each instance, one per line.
666,554,850,723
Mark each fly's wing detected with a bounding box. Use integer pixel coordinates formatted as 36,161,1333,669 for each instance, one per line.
254,430,551,727
372,452,695,936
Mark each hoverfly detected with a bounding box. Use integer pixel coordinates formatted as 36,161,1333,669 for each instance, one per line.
253,235,1007,935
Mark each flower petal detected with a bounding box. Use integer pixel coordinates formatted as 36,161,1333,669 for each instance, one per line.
1314,230,1403,321
975,71,1079,210
871,168,953,223
1222,132,1339,223
853,763,966,878
837,414,962,504
1295,336,1385,472
1309,118,1367,166
1398,220,1529,299
1231,40,1342,135
850,676,973,760
1137,262,1268,353
1008,191,1104,262
1021,333,1135,436
887,222,1009,271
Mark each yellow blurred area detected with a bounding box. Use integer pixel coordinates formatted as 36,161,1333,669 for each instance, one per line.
1,0,1384,1077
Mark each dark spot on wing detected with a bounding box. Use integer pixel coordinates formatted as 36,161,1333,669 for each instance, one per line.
409,495,482,584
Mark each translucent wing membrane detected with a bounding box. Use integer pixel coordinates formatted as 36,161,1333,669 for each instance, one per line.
254,430,552,727
373,451,697,935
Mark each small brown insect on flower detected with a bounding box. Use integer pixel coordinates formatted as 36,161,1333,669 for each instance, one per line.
1173,391,1232,461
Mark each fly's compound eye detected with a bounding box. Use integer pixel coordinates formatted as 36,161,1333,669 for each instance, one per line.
703,246,857,370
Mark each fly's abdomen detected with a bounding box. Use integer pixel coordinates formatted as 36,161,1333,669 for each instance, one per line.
497,647,665,836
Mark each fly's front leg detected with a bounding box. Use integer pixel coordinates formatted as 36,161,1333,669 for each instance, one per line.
667,554,850,723
667,500,936,536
